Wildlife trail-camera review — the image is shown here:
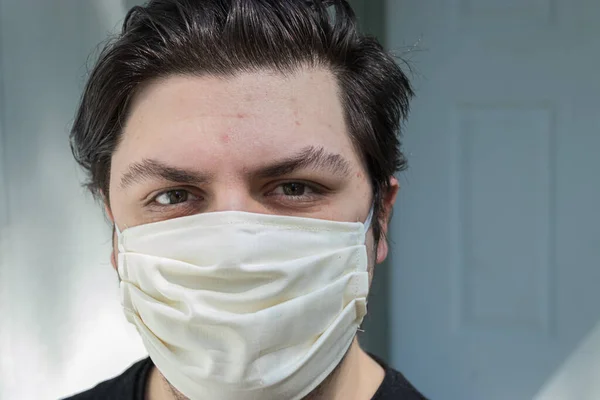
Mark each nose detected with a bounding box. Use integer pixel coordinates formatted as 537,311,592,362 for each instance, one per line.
208,184,270,215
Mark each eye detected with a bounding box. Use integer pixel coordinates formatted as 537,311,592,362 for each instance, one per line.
266,181,325,209
281,182,308,196
269,182,323,200
154,189,194,205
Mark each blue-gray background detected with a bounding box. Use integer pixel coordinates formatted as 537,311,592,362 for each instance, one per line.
1,1,599,399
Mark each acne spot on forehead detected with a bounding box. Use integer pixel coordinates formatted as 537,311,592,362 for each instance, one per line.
221,134,230,143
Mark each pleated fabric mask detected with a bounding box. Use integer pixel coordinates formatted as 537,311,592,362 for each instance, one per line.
117,209,373,400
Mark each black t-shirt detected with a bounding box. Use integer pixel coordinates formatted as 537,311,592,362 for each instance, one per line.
63,356,427,400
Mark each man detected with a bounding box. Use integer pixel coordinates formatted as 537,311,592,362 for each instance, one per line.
65,0,425,399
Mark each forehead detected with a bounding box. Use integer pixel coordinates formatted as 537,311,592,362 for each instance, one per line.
113,68,361,182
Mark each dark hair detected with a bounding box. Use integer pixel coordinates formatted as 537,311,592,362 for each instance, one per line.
70,0,413,244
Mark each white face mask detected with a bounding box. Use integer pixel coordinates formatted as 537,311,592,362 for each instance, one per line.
117,209,373,400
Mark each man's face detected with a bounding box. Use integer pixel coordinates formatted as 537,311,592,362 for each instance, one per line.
107,67,394,271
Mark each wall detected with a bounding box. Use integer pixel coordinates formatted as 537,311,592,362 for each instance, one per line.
0,2,146,398
385,0,600,398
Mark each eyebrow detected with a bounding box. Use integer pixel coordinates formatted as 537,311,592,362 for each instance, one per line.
119,158,213,189
119,146,351,190
253,146,352,179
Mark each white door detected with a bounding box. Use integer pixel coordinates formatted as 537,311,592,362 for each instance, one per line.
387,1,600,399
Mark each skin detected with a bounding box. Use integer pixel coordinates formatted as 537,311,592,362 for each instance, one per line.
105,67,399,400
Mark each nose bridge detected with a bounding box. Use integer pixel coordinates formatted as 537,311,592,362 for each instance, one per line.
210,181,263,214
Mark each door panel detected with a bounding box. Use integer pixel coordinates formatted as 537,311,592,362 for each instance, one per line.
387,1,600,399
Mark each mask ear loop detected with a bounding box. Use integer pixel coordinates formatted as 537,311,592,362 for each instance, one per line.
115,223,128,251
357,205,375,334
362,205,375,234
114,223,128,282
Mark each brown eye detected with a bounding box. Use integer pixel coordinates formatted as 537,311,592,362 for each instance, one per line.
155,190,190,205
267,181,324,208
281,182,306,196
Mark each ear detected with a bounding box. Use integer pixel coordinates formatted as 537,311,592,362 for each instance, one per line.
375,176,399,264
102,192,118,271
105,205,114,223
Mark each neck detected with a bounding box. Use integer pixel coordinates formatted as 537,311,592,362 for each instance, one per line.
146,339,385,400
320,339,385,400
